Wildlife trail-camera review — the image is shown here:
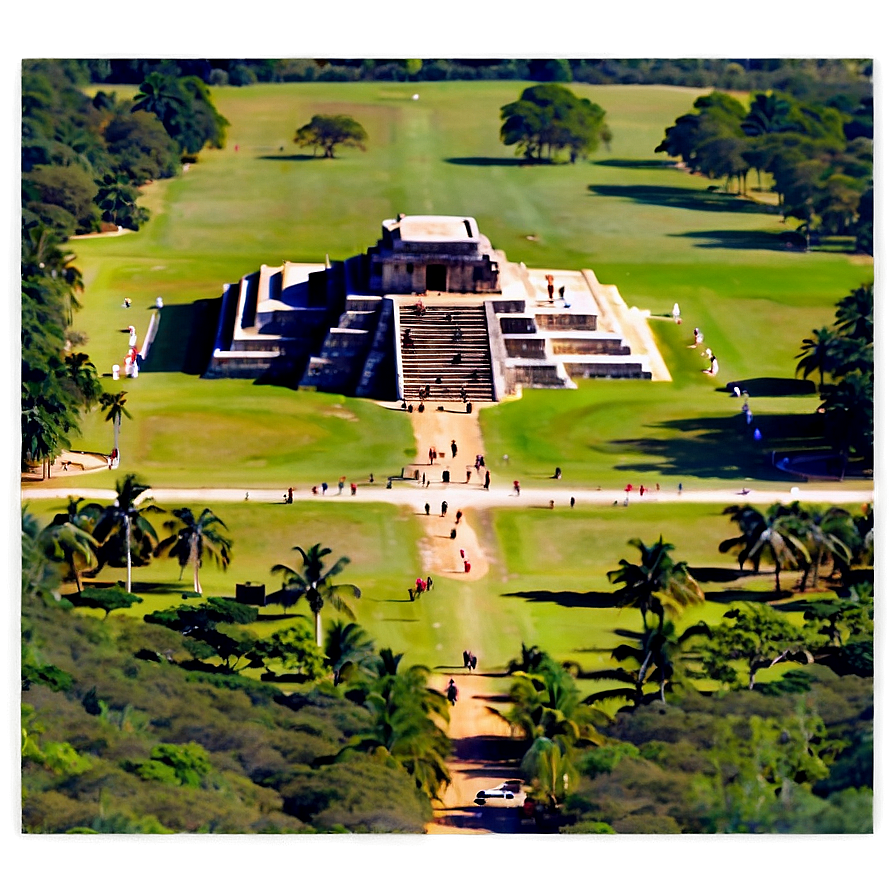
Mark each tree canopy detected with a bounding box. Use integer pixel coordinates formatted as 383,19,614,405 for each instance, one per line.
500,83,611,163
293,114,368,158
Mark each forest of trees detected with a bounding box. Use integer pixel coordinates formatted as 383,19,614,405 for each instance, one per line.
655,90,872,252
20,60,228,476
22,497,872,833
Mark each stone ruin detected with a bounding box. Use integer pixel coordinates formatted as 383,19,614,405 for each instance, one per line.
204,215,663,401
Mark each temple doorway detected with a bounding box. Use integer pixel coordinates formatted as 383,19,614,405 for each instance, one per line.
426,264,447,292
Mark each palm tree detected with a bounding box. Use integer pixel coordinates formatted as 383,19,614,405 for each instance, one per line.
65,352,102,408
787,504,858,590
720,504,810,593
87,474,159,592
324,620,377,685
333,663,452,800
131,72,185,127
271,543,360,646
99,391,132,464
593,621,710,706
607,537,704,629
493,654,606,749
795,326,840,389
834,283,873,342
45,498,100,594
154,507,232,595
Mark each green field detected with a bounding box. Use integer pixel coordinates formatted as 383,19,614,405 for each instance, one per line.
32,81,870,676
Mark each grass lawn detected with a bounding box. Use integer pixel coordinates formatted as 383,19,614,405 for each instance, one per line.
26,81,871,690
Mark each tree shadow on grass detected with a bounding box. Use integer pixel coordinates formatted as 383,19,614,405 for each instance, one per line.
592,158,678,169
444,156,529,167
674,229,790,251
256,153,327,162
688,566,756,584
703,588,792,605
503,590,620,609
608,412,827,480
588,184,772,215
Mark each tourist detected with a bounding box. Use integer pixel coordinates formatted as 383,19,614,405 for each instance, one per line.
451,352,461,365
350,482,357,496
456,510,463,525
678,483,683,496
513,480,520,496
463,650,470,670
447,680,458,705
484,470,490,490
746,409,753,425
639,485,645,496
408,587,416,602
466,470,472,483
549,500,555,510
287,487,293,504
470,654,477,671
451,440,458,458
311,485,318,495
321,482,328,495
702,354,719,376
338,477,345,494
672,302,680,322
554,466,562,479
558,285,565,301
425,502,430,515
453,326,462,342
570,496,575,508
369,473,374,483
463,560,471,574
441,501,448,517
426,576,433,591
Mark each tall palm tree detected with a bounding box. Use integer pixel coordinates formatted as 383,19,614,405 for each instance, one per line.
87,474,159,592
795,326,840,389
154,507,232,595
271,543,360,646
607,537,704,629
99,391,132,463
720,504,810,593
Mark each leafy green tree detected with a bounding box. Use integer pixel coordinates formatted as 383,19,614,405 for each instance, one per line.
522,736,578,809
144,597,259,672
154,507,232,595
719,504,810,592
500,84,610,163
271,543,360,646
803,582,873,648
251,619,327,680
699,604,811,690
821,370,873,461
70,584,142,619
22,507,64,604
293,114,368,158
787,504,858,590
834,283,873,342
607,537,704,628
23,164,99,233
87,474,159,591
128,742,212,788
103,110,180,183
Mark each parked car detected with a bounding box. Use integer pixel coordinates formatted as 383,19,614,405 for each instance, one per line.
474,780,524,806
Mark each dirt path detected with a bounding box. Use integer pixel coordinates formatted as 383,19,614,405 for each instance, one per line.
403,401,494,582
426,671,523,834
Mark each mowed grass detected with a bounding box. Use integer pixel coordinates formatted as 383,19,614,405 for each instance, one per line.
27,495,843,685
30,81,871,679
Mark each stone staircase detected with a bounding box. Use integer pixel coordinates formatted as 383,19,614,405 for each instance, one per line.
398,303,495,402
